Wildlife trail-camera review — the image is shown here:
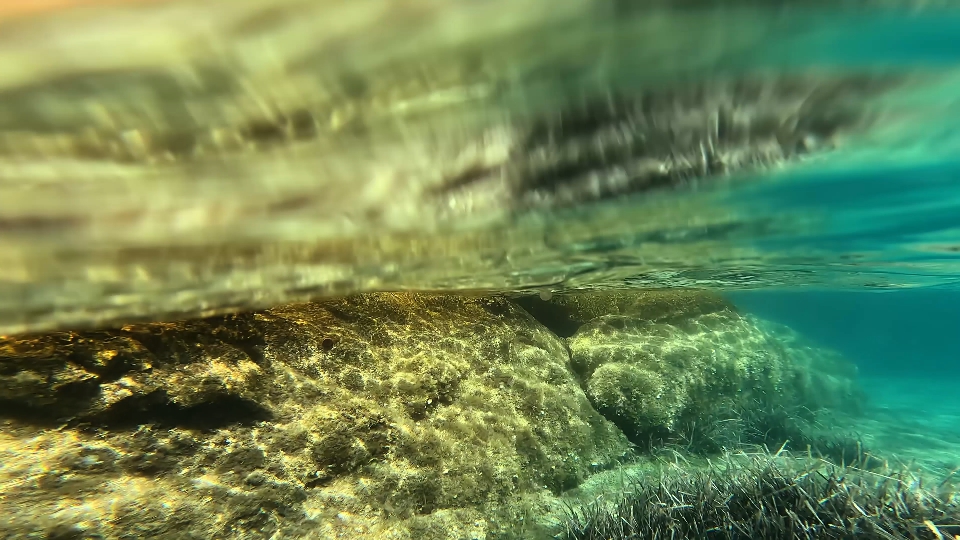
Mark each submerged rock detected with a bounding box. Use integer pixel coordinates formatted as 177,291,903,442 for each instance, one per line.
516,289,736,338
565,294,864,449
0,290,865,538
0,294,631,540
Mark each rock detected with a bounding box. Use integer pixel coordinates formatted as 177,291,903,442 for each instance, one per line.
0,293,631,540
0,290,868,538
516,289,735,337
567,304,864,449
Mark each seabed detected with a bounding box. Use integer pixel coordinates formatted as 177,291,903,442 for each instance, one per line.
1,291,957,539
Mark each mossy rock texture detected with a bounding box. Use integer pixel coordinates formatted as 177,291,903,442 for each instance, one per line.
566,300,864,449
0,290,866,539
0,294,631,540
516,289,735,338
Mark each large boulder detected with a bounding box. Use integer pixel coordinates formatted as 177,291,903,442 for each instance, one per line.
0,294,631,540
564,293,863,450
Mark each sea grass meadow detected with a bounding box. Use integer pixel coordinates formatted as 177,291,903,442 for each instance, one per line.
1,1,960,539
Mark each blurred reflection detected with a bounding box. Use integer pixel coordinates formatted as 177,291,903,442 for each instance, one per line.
0,0,959,333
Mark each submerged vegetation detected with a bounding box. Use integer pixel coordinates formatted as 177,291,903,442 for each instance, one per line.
559,451,960,540
643,398,877,470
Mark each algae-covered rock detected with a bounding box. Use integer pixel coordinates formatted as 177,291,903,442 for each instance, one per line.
567,303,863,449
516,289,735,337
0,289,868,539
0,294,631,540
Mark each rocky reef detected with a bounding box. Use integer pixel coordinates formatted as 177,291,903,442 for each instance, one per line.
0,290,867,539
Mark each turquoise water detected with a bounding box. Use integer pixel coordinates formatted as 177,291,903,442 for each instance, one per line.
731,289,960,377
723,157,960,483
675,8,960,503
712,162,960,290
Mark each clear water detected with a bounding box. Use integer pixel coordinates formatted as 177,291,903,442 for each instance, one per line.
716,10,960,465
729,289,960,478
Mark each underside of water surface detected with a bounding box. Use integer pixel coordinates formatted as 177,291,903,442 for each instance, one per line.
0,0,960,333
1,1,960,540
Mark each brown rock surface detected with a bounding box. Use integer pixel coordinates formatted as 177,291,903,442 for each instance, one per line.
0,290,867,539
0,294,631,540
516,289,735,337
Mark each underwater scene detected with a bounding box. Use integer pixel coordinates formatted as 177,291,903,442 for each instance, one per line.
2,1,960,539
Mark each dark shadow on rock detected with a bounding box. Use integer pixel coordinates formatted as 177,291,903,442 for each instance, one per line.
0,379,101,426
516,289,735,338
79,391,273,431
